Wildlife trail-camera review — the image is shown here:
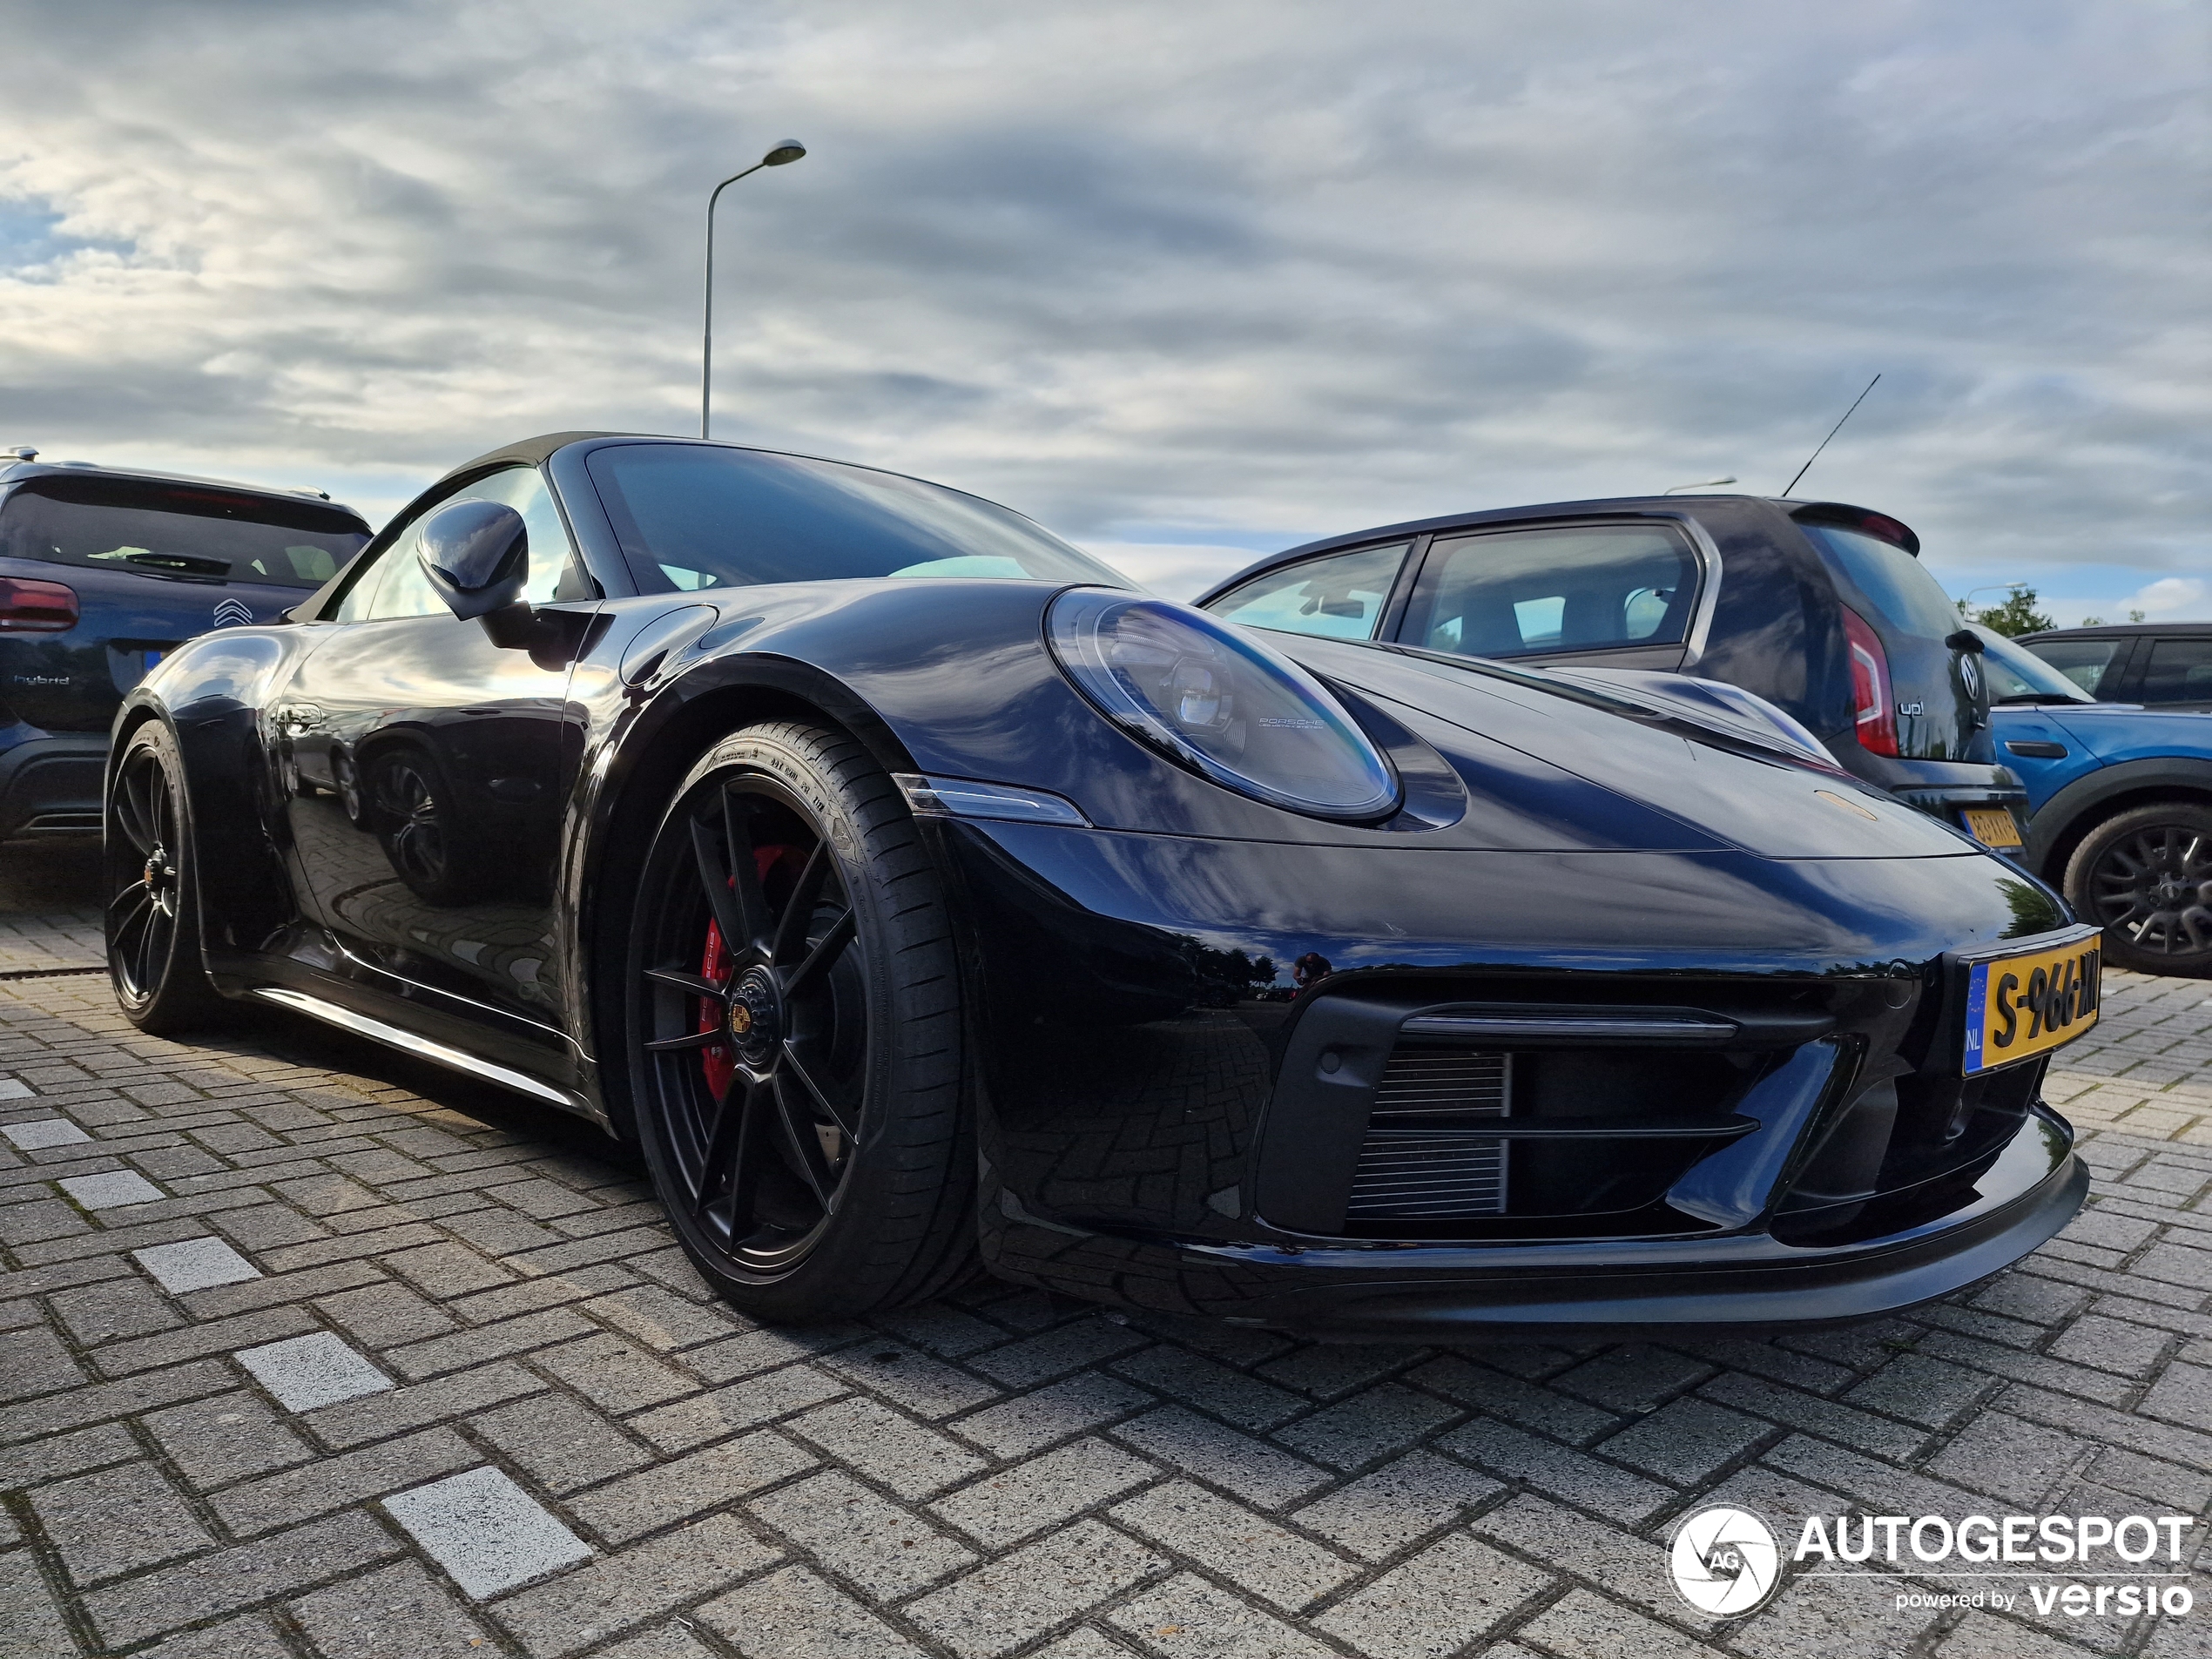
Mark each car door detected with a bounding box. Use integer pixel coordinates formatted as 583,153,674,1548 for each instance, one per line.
2130,635,2212,713
276,465,598,1047
1388,521,1706,671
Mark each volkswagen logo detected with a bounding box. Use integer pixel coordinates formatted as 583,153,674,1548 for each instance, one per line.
212,598,255,628
1669,1506,1782,1615
1959,652,1984,703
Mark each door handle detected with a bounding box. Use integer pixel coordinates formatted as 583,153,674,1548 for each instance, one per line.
2005,739,2067,759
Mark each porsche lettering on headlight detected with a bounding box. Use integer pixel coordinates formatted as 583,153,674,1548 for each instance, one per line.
1046,588,1399,821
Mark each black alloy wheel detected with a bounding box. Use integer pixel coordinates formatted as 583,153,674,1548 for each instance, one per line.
105,721,222,1034
2066,802,2212,978
625,722,975,1320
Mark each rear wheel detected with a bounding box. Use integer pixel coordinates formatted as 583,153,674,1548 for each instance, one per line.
624,722,975,1321
2065,802,2212,977
105,722,223,1034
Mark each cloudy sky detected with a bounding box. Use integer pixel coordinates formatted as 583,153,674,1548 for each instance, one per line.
1,1,2204,617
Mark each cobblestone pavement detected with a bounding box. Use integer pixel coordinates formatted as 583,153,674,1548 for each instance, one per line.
2,857,2209,1658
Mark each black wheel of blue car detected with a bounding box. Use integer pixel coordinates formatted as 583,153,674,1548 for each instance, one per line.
105,721,223,1035
626,722,975,1320
2067,803,2212,978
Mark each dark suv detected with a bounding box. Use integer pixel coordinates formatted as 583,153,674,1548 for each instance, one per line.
2018,622,2212,713
1195,494,2027,852
0,452,371,840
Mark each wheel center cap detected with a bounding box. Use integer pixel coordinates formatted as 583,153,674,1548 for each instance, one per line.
727,968,780,1064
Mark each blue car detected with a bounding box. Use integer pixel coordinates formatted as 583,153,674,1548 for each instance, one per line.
1979,624,2212,976
0,449,371,842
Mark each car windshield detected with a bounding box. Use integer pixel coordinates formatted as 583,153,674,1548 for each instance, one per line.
0,478,368,589
1798,523,1960,640
1972,624,2095,704
584,443,1132,595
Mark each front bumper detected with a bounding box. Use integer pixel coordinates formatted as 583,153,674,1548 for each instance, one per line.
986,1108,2085,1340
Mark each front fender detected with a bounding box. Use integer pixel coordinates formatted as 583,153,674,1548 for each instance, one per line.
2025,755,2212,877
115,628,308,960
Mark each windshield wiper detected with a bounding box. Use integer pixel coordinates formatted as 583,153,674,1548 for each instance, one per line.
1995,692,2094,706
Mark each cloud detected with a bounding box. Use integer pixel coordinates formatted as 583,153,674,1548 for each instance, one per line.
2130,577,2209,617
0,0,2203,617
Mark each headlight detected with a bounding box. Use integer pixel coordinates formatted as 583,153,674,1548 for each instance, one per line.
1046,588,1399,821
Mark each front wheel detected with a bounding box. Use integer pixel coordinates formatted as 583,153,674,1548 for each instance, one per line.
624,722,975,1321
2064,802,2212,977
105,721,224,1034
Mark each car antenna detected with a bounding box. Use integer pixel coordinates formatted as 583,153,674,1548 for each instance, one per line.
1780,374,1880,498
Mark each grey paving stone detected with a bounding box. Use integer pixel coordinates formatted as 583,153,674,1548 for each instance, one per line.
1596,1395,1772,1484
569,1429,816,1545
1515,1588,1726,1659
1108,1345,1303,1433
1109,1482,1358,1612
0,1548,81,1659
0,1323,85,1397
933,1436,1157,1547
583,1285,744,1352
1107,1404,1328,1510
57,1170,165,1208
750,1469,975,1599
1925,1410,2082,1507
2143,1360,2212,1431
1254,1344,1428,1401
697,1563,926,1659
628,1365,846,1453
470,1390,656,1494
48,1275,181,1344
1406,1355,1622,1444
2049,1311,2176,1376
822,1343,1004,1420
132,1238,260,1300
2,1117,90,1149
1268,1381,1460,1471
384,1464,595,1600
1841,1352,1995,1428
1106,1571,1337,1659
143,1389,313,1487
213,1425,479,1534
93,1305,316,1378
787,1393,988,1500
0,1359,231,1445
304,1358,549,1449
1472,1492,1712,1633
81,1508,403,1647
950,1372,1156,1460
140,1612,294,1659
288,1558,493,1658
1289,1447,1507,1561
1552,1344,1716,1412
1312,1532,1552,1657
1695,1372,1927,1460
534,1330,700,1413
907,1519,1167,1659
1440,1416,1675,1522
682,1320,865,1385
314,1279,462,1346
968,1318,1151,1387
237,1330,395,1412
489,1511,778,1658
28,1460,214,1584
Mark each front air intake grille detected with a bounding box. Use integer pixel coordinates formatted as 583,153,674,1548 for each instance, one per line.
1346,1047,1509,1219
1371,1049,1510,1118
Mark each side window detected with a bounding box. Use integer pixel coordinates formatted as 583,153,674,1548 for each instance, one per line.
2023,637,2123,699
340,468,586,623
1404,524,1700,659
1202,543,1411,641
2138,637,2212,705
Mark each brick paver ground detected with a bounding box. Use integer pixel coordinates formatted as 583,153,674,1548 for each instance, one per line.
2,853,2209,1658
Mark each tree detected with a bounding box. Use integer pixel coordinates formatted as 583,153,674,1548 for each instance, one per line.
1966,585,2056,637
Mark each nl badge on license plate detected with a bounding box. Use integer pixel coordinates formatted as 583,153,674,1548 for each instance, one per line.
1962,933,2101,1076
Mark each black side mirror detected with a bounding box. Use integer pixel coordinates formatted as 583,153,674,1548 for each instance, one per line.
418,500,529,621
1945,629,1986,655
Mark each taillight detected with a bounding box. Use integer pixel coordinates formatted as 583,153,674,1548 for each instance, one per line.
1841,606,1898,757
0,576,79,632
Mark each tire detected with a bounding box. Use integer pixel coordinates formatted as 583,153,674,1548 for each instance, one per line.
624,721,976,1321
105,721,225,1035
2063,802,2212,978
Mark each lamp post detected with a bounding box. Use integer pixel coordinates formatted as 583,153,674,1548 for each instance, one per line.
1662,475,1737,495
701,139,806,440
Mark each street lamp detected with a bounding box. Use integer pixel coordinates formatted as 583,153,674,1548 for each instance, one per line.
1662,475,1737,495
701,139,807,440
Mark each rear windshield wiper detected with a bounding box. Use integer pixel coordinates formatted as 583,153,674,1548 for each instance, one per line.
1995,692,2094,706
125,552,233,578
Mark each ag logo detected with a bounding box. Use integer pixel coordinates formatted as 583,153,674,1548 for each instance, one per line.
1669,1505,1781,1615
212,598,254,628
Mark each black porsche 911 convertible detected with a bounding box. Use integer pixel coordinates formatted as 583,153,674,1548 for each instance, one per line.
105,433,2098,1337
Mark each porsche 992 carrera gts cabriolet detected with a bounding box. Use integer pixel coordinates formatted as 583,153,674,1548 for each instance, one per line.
105,433,2095,1337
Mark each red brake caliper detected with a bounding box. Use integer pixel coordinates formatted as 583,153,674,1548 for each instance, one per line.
698,845,790,1098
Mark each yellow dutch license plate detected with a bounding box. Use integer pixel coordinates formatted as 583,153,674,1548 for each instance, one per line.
1963,935,2101,1075
1963,807,2023,849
